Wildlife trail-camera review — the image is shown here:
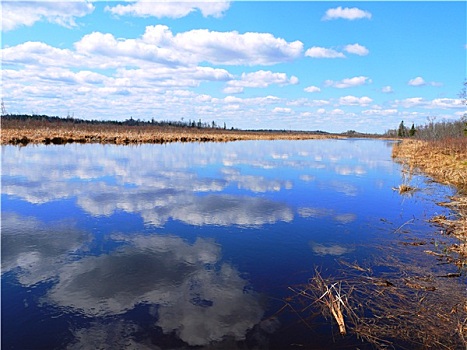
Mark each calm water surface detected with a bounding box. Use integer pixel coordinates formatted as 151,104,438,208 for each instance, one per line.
1,139,459,349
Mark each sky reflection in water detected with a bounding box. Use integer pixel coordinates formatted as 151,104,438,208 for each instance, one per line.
1,139,454,348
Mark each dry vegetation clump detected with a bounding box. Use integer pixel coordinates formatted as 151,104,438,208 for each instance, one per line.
283,255,467,349
0,118,336,145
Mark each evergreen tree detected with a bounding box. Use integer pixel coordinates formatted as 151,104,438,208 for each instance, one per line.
397,120,407,137
409,123,416,137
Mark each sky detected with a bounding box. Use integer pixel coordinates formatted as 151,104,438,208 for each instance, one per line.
1,1,466,133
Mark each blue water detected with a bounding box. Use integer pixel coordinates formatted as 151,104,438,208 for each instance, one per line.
1,139,459,349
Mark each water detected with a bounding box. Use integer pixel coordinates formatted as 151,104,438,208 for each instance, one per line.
1,139,461,349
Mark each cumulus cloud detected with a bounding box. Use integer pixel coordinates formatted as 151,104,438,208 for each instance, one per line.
362,108,398,116
429,98,463,108
408,76,426,86
305,44,368,58
105,0,230,19
338,95,373,106
324,76,371,89
272,107,293,114
408,76,442,87
2,1,94,32
304,86,321,93
2,41,82,68
74,25,303,66
305,47,345,58
344,43,369,56
223,86,244,94
322,6,372,21
224,70,298,93
382,85,394,93
394,97,462,109
394,97,425,108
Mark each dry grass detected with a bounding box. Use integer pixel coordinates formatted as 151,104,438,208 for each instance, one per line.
0,118,338,145
393,183,417,194
284,256,467,349
392,139,467,193
392,138,467,251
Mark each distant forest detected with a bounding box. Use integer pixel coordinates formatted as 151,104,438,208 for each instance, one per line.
1,113,232,130
1,113,348,135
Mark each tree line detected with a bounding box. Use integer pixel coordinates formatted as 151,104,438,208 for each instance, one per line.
0,114,232,130
385,118,466,140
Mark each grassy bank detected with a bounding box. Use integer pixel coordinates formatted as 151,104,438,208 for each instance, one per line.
392,138,467,258
1,116,340,145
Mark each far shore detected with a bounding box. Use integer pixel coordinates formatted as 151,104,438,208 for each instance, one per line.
0,115,386,146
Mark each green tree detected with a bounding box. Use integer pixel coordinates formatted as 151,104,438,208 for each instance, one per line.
398,120,407,137
409,123,416,137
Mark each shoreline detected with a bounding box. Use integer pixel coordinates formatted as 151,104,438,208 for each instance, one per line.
1,118,345,145
392,139,466,262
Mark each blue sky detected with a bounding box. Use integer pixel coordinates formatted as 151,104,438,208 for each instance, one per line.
2,1,466,133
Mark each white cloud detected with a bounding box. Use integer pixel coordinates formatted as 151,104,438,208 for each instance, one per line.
362,109,399,116
305,46,345,58
429,98,463,109
317,108,326,114
286,98,330,107
338,95,373,106
272,107,293,114
344,43,369,56
2,41,82,67
2,1,94,32
105,0,230,19
408,76,426,86
324,76,371,89
329,108,345,115
225,70,298,93
322,6,372,21
223,86,244,94
393,97,462,110
408,76,442,87
382,85,394,93
394,97,425,108
75,25,303,66
304,86,321,93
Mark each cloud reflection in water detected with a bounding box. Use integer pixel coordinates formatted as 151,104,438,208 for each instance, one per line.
1,213,91,286
46,234,264,346
309,242,354,256
1,141,398,229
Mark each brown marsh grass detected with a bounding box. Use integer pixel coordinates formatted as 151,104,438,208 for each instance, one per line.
392,138,467,193
0,118,338,145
